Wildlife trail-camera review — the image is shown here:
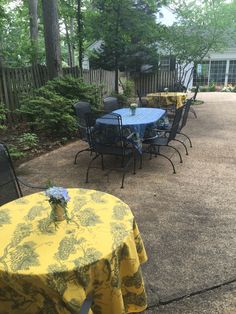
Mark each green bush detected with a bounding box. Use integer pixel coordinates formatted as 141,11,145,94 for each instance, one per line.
110,92,128,106
122,79,135,98
8,144,26,159
19,76,102,137
208,81,216,92
18,132,39,149
199,86,208,92
0,103,8,130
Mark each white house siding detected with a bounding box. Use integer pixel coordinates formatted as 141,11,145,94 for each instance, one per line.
193,48,236,86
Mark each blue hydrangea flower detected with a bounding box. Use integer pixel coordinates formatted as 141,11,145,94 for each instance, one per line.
45,187,70,204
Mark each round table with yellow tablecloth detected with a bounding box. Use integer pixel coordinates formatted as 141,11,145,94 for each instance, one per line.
147,92,187,109
0,188,148,314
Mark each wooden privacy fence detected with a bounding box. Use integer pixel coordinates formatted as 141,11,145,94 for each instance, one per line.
133,70,177,96
0,64,116,113
0,64,177,117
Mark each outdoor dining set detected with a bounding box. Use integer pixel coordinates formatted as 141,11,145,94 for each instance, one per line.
74,90,195,188
0,88,197,314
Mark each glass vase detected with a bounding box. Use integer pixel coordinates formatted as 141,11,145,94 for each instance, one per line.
50,203,66,221
130,108,136,116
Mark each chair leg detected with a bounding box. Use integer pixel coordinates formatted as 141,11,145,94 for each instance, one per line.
139,154,143,169
121,156,133,189
101,154,104,170
86,154,100,183
177,132,192,148
173,139,188,156
74,148,91,164
167,144,183,163
157,151,176,174
133,153,136,175
190,107,197,118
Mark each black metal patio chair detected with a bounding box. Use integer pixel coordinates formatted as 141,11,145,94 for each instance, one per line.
164,99,193,149
0,143,45,206
103,96,120,113
85,112,137,188
177,99,193,148
143,106,185,174
189,85,199,118
73,101,93,164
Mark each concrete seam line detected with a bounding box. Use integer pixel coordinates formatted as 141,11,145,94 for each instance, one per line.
146,276,236,309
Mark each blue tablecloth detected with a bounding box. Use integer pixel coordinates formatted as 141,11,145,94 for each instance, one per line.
98,108,166,139
96,108,166,154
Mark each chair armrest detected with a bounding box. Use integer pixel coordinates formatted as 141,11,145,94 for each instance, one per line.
17,177,47,190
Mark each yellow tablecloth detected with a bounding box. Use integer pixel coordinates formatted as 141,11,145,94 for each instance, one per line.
0,188,148,314
147,92,187,109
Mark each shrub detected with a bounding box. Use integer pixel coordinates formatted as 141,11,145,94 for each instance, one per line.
18,132,39,150
122,79,135,98
0,103,8,130
19,76,102,137
43,75,102,108
8,144,26,159
199,86,208,92
110,92,128,106
221,84,234,92
19,90,76,137
208,81,216,92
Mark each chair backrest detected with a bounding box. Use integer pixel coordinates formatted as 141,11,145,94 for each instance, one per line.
86,112,126,154
0,143,22,206
74,101,91,126
167,106,184,142
74,102,91,140
180,99,192,130
103,97,120,113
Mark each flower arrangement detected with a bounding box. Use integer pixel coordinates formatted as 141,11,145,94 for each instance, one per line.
130,103,138,115
45,187,71,222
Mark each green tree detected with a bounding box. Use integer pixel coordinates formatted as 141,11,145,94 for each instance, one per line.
159,0,236,86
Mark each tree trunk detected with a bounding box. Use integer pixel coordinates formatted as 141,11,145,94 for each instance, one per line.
70,17,75,66
77,0,83,71
28,0,38,65
115,56,119,93
64,18,73,67
42,0,62,79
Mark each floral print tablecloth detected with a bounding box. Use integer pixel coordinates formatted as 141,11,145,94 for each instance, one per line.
147,92,187,109
0,188,148,314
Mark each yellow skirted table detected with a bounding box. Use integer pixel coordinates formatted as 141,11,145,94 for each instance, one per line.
147,92,187,109
0,188,148,314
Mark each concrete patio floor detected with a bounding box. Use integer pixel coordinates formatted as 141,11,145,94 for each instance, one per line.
18,92,236,313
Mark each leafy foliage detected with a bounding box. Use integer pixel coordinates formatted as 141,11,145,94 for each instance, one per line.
18,132,39,149
122,80,135,98
88,0,160,73
0,102,7,130
19,76,102,137
159,0,236,65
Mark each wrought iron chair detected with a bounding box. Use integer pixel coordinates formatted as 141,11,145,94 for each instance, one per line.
73,101,92,164
103,96,120,113
0,143,45,206
143,106,184,174
85,112,137,188
189,85,199,118
164,99,193,149
176,99,193,148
